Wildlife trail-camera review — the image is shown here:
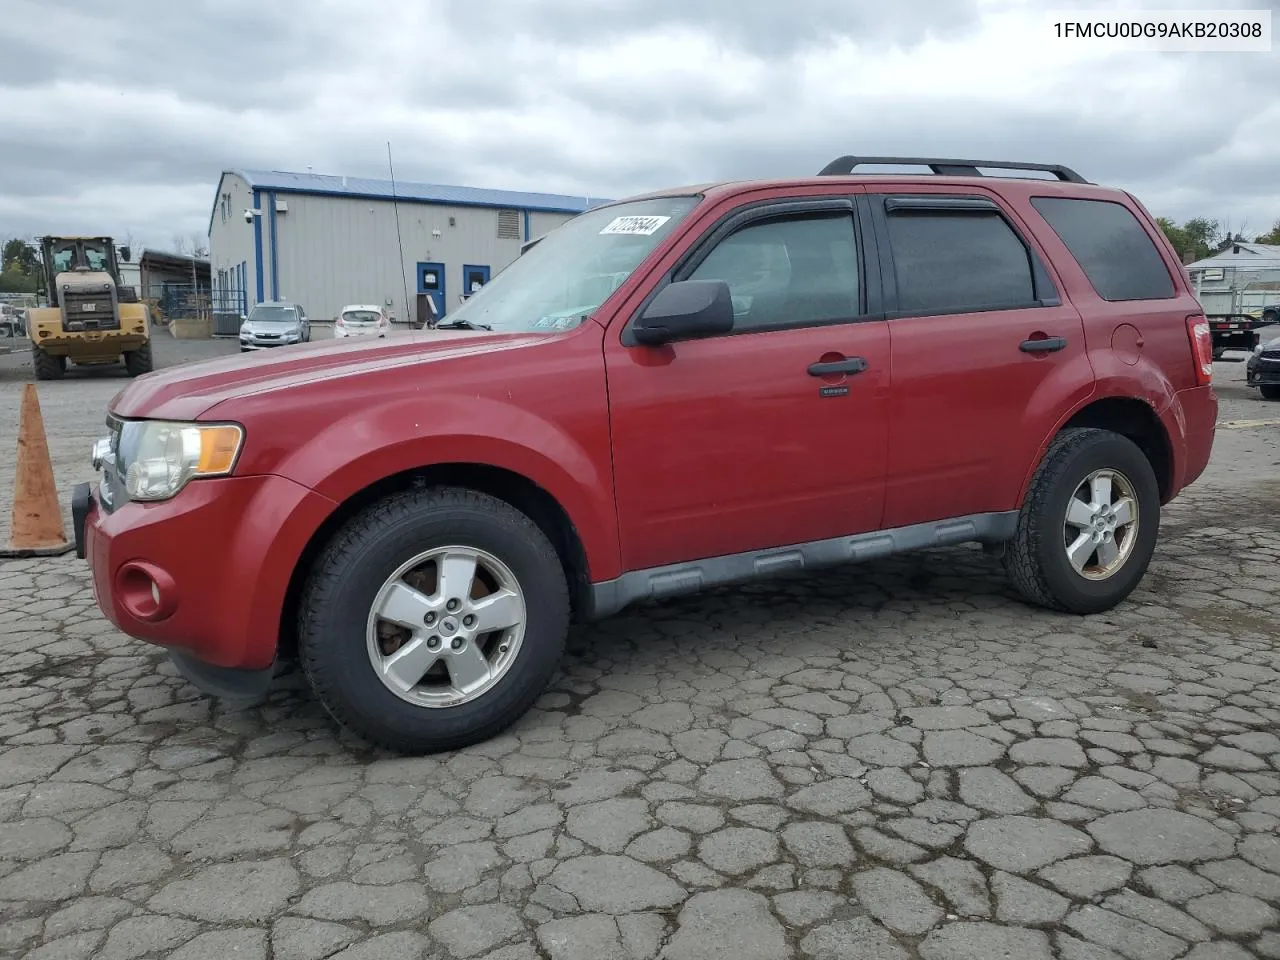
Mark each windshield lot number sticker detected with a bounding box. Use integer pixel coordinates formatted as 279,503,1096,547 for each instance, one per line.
600,215,671,236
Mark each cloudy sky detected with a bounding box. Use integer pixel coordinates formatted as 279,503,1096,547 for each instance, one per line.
1,0,1277,252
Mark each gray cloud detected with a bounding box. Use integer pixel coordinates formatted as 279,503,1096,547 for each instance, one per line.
1,0,1276,250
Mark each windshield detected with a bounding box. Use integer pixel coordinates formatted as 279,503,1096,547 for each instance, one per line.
438,196,700,334
249,305,298,323
83,241,109,271
51,243,75,273
343,310,379,322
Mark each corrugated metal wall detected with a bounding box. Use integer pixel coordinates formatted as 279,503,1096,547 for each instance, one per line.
208,173,257,319
268,193,579,323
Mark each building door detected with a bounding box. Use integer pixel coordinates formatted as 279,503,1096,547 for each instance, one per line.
462,264,490,300
417,261,446,321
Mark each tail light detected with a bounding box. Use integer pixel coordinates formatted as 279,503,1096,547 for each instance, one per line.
1186,313,1212,386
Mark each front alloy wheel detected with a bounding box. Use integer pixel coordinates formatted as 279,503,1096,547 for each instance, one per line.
367,546,526,707
298,486,570,754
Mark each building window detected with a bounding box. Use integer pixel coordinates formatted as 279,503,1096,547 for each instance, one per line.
497,209,521,240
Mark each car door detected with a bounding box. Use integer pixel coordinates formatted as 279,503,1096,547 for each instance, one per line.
603,196,891,572
866,189,1092,529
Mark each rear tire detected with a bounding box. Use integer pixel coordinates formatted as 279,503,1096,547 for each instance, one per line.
123,340,153,376
1260,384,1280,401
298,486,570,754
32,345,65,380
1003,427,1160,615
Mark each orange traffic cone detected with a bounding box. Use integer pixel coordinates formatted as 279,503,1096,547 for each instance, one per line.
3,383,72,557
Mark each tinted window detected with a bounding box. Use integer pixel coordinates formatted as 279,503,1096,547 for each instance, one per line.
885,209,1036,314
1031,197,1175,301
686,213,860,330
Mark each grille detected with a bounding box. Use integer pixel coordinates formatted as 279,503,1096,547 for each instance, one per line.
497,209,521,240
62,289,119,330
1261,349,1280,361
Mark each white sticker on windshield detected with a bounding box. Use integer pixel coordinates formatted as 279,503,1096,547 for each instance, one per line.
599,215,671,236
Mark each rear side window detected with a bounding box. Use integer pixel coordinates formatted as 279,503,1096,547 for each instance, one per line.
885,209,1037,315
1031,197,1175,301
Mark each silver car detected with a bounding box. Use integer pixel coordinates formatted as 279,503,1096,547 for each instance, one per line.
240,301,311,351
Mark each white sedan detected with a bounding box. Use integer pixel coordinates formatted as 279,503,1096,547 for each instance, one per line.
334,304,391,338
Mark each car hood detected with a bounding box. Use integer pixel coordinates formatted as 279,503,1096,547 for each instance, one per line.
109,328,535,421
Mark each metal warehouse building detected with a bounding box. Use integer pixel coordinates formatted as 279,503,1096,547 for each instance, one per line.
207,169,608,332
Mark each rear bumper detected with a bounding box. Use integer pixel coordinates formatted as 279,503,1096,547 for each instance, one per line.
81,473,336,677
1170,384,1217,496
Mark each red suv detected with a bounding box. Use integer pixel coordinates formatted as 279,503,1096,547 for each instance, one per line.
72,156,1218,754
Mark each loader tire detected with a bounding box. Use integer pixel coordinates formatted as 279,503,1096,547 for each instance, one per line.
124,340,154,376
32,345,65,380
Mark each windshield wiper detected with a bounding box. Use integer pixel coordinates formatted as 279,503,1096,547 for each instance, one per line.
434,320,492,330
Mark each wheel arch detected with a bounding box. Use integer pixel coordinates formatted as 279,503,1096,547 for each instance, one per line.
1023,395,1175,506
277,462,593,659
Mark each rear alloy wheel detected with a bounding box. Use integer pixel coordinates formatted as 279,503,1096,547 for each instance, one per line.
298,486,570,753
1004,427,1160,614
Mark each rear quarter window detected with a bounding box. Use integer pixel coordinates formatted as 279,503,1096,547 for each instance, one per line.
1031,196,1175,301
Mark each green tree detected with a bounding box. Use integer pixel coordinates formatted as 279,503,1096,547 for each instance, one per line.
2,237,38,275
0,263,38,294
1254,220,1280,245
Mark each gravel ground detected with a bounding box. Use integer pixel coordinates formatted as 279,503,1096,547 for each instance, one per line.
1,332,1279,960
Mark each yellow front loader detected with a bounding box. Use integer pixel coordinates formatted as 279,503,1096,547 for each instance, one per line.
26,236,153,380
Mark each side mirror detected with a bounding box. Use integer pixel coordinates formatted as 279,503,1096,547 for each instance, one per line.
119,246,132,262
633,279,734,346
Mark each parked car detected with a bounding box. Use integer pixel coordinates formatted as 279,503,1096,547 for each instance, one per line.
73,154,1218,755
334,304,391,339
239,301,310,351
0,303,26,338
1246,333,1280,400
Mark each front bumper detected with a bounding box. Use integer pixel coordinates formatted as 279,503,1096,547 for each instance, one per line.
78,472,336,679
1245,354,1280,386
240,338,300,350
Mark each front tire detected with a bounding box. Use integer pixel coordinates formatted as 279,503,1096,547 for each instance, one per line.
123,340,153,376
298,486,570,754
32,345,65,380
1260,384,1280,401
1004,427,1160,615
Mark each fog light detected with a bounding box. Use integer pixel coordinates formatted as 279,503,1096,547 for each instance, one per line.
116,561,178,622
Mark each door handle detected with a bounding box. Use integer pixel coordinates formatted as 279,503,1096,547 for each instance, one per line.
807,356,868,376
1020,336,1067,353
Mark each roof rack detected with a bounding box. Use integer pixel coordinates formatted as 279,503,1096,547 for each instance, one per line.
817,155,1089,184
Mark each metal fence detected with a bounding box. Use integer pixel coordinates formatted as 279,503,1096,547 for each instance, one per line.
1194,268,1280,316
139,281,252,336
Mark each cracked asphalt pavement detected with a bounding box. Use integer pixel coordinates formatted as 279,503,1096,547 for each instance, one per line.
2,340,1279,959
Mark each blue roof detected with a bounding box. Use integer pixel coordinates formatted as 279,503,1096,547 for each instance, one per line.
217,169,610,224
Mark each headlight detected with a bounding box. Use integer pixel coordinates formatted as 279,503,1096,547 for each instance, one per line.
116,420,244,501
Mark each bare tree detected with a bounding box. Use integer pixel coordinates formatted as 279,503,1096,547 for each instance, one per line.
189,232,209,258
171,234,189,256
